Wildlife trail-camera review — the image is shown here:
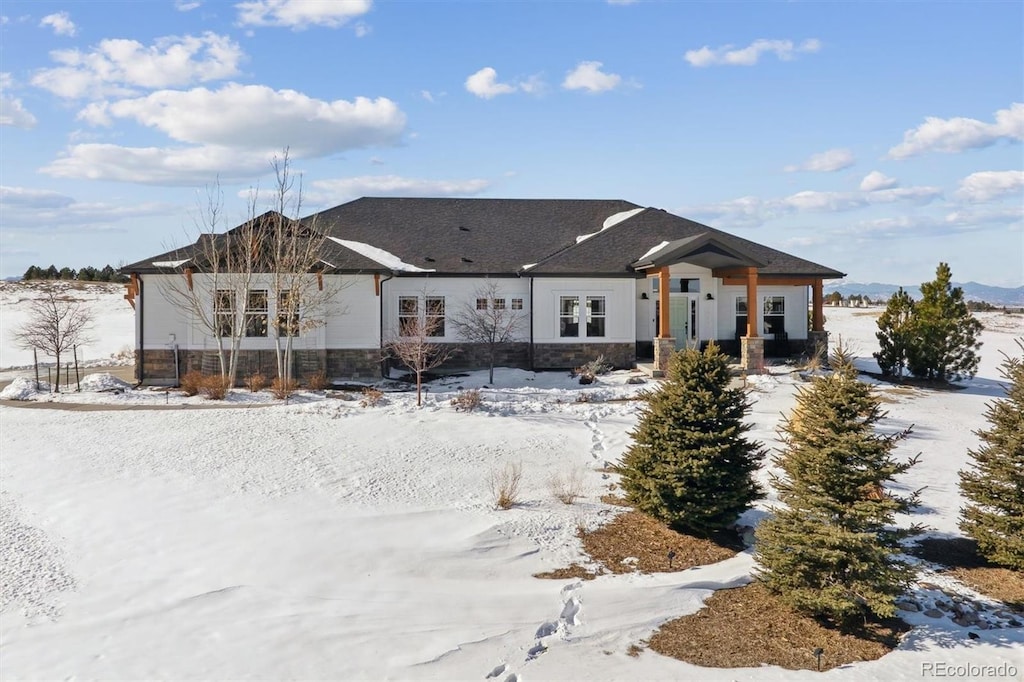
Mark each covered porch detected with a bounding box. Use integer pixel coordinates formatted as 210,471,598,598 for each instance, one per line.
631,233,829,372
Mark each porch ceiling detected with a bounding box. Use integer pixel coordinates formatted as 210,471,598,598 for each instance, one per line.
630,232,765,272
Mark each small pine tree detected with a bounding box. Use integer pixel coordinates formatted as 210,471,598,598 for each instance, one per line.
907,262,983,381
755,347,921,626
959,340,1024,570
875,287,915,377
618,343,765,536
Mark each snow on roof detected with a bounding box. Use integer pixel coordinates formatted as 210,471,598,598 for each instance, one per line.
521,263,537,271
152,259,190,268
328,237,435,273
575,207,645,244
638,240,670,263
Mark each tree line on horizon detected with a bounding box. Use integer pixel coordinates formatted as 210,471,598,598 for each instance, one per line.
21,264,128,283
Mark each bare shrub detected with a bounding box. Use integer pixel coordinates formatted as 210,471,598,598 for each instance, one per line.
199,374,230,400
360,387,384,407
245,372,267,393
487,461,523,510
180,370,204,396
270,376,299,400
549,467,586,505
305,371,329,391
450,388,482,412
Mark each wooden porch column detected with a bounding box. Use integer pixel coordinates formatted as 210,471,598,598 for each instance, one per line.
658,266,671,338
745,267,759,337
812,279,824,332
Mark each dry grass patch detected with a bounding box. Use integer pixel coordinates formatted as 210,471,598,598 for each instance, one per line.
600,493,631,507
645,582,909,671
583,511,737,575
912,537,1024,610
533,564,599,581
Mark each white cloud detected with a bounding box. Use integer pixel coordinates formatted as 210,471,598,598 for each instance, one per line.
308,175,491,203
44,85,406,185
683,185,941,228
562,61,623,93
887,103,1024,159
0,186,75,209
954,170,1024,203
784,148,855,173
354,21,371,37
32,32,245,99
420,90,434,103
39,11,76,36
845,206,1023,239
0,74,37,128
685,38,821,67
79,84,405,155
859,170,899,192
175,0,202,10
235,0,372,29
41,144,272,185
465,67,518,99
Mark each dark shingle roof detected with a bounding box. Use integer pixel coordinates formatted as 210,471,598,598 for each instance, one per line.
308,197,643,274
123,211,392,274
526,208,845,278
125,199,844,279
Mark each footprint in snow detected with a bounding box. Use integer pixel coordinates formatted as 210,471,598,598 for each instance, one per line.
535,621,560,638
485,662,506,678
526,643,547,660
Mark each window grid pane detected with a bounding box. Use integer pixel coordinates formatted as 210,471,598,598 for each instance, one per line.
511,298,523,310
559,296,579,338
586,296,606,337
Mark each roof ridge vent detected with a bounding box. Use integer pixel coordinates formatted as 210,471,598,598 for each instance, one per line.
461,257,473,263
424,257,436,263
458,226,470,231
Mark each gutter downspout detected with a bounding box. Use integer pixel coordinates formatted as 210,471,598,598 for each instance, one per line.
378,271,394,378
137,275,145,386
528,276,535,371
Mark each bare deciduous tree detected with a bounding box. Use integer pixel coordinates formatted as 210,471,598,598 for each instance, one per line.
14,290,94,392
159,179,259,386
159,150,347,387
262,149,345,384
384,301,454,407
451,279,527,384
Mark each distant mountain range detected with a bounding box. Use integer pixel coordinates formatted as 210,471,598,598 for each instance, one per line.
824,281,1024,306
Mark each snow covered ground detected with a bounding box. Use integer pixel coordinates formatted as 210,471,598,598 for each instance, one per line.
1,297,1022,680
0,282,135,381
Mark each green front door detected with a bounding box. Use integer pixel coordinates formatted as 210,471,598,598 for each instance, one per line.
670,296,691,350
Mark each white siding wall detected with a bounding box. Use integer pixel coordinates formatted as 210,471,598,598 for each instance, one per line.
533,278,635,343
139,273,378,350
715,284,809,340
381,276,531,342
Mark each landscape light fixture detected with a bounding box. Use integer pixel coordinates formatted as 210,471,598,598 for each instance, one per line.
813,647,824,671
705,293,715,301
641,292,649,300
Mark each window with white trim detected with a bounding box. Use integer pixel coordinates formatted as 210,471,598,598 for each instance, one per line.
215,289,234,337
398,296,418,336
492,298,506,310
277,290,300,337
559,296,580,337
426,296,445,337
245,290,268,337
511,298,523,310
586,296,606,337
476,298,488,311
764,295,786,335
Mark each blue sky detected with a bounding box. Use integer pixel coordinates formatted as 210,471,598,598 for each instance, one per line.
1,0,1021,286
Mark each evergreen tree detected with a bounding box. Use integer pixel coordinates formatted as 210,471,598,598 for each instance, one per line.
44,264,60,279
755,347,921,626
619,343,765,536
959,340,1024,570
907,263,983,381
874,287,915,377
22,265,41,280
58,266,76,280
98,264,115,282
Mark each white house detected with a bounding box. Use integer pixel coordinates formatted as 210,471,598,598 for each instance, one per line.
123,198,844,384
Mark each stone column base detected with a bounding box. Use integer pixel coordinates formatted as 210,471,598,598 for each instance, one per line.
654,337,676,373
740,336,764,372
808,330,829,359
